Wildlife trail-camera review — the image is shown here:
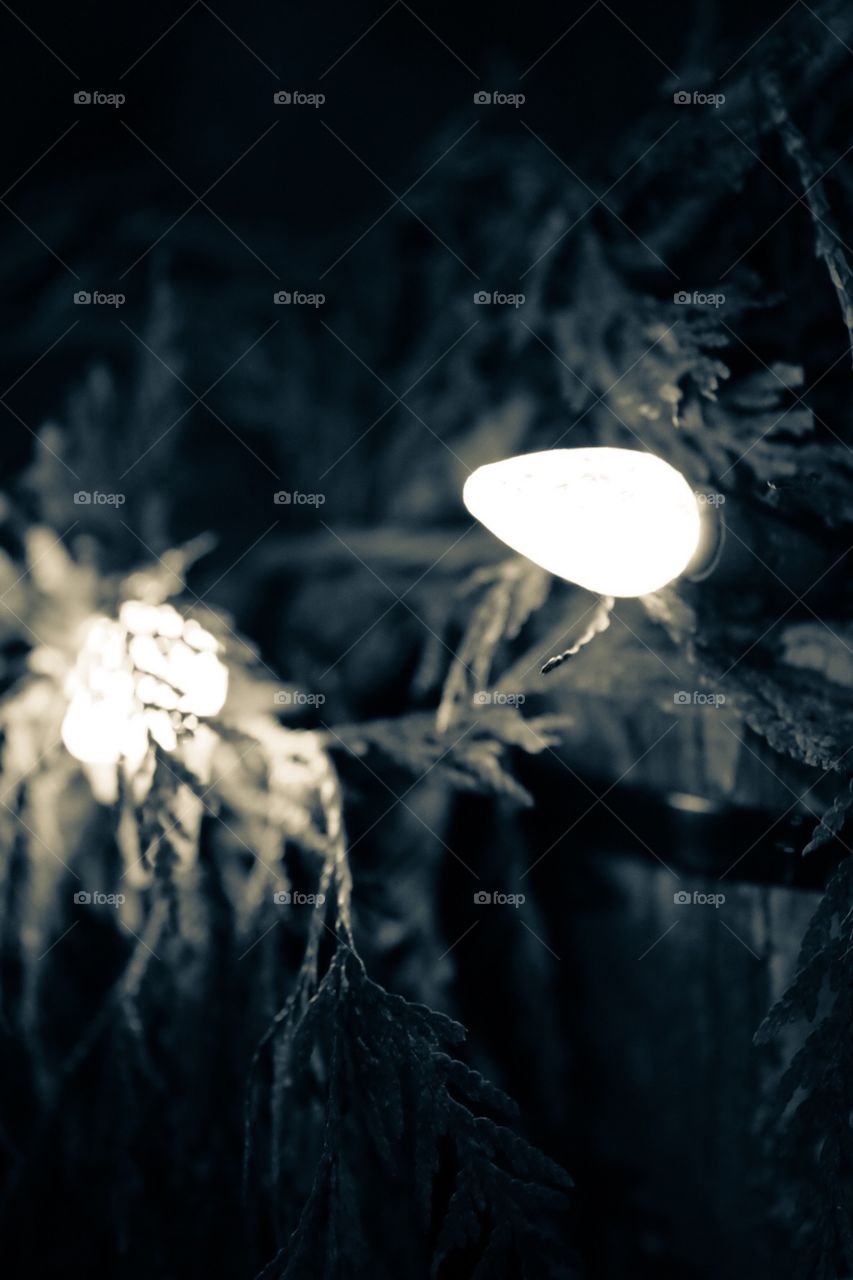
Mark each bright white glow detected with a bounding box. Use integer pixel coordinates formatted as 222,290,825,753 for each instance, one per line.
61,603,228,772
463,447,702,597
61,684,149,769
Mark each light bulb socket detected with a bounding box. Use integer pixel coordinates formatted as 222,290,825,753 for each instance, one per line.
685,493,726,583
684,493,846,607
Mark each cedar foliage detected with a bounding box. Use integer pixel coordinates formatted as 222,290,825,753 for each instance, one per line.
1,1,853,1275
0,384,578,1275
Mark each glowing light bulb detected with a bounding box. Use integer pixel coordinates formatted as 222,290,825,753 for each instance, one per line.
463,447,703,597
61,684,147,768
61,604,229,784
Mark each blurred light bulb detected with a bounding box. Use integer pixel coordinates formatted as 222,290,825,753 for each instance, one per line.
61,604,228,780
61,686,146,769
463,447,703,597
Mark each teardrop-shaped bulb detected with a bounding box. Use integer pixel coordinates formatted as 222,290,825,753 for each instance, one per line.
463,447,702,597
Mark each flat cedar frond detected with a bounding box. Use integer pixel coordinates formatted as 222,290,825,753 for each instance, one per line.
766,78,853,370
757,856,853,1044
437,558,551,735
643,587,853,775
327,710,569,809
248,943,575,1280
804,777,853,856
756,856,853,1273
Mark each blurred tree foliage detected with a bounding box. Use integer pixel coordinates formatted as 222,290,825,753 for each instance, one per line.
2,1,853,1276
